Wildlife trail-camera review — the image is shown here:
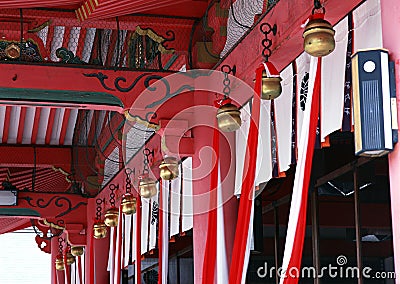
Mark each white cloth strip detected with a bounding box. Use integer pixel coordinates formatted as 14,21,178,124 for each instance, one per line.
255,99,272,186
279,56,319,283
216,164,229,283
275,64,294,172
123,214,132,267
149,183,159,250
107,226,115,284
353,0,383,51
321,16,349,142
182,157,193,232
235,103,251,196
170,167,181,237
141,196,150,255
296,52,312,146
160,180,170,284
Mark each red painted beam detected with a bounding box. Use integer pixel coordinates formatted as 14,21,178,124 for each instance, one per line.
217,0,364,90
0,63,174,113
0,0,82,9
0,146,82,169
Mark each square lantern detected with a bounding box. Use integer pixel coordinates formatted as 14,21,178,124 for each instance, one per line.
352,48,397,157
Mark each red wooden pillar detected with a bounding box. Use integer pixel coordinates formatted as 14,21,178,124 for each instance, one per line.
85,198,110,284
219,129,239,273
191,91,238,283
51,237,59,284
381,0,400,280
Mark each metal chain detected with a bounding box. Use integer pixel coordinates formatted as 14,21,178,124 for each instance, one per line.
125,168,134,193
95,198,103,220
109,184,118,207
220,65,236,100
142,149,152,175
58,237,64,255
260,23,277,62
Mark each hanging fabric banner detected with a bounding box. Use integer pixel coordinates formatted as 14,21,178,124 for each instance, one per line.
229,64,263,284
275,63,294,172
181,157,193,232
279,56,321,283
202,115,220,284
158,180,169,284
149,183,159,251
113,207,123,284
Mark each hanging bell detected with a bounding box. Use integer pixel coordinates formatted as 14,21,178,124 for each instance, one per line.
216,102,241,132
139,175,158,198
71,246,84,257
303,15,335,57
55,255,65,271
159,156,179,180
121,194,137,215
66,252,76,265
93,221,107,239
260,70,282,100
104,207,119,227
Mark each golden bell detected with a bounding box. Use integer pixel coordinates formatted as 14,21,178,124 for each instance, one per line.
71,246,84,257
93,221,107,239
121,194,137,215
216,103,241,132
55,255,65,271
258,71,282,100
159,157,179,180
66,252,75,265
104,207,119,227
303,17,335,57
139,176,158,198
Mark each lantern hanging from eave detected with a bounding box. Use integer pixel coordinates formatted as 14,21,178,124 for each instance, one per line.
351,48,398,157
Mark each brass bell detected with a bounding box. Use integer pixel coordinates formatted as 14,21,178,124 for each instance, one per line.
93,221,107,239
104,207,119,227
159,157,179,180
71,246,84,257
55,255,65,271
259,71,283,100
216,103,241,132
303,16,335,57
139,175,158,198
121,194,137,215
66,252,75,265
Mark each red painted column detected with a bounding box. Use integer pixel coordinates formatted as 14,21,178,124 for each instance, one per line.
85,198,110,284
191,91,214,283
381,0,400,281
219,125,239,272
191,91,238,283
51,237,59,284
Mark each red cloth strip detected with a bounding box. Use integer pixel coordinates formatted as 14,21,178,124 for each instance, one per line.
64,251,71,284
201,122,220,284
283,57,322,283
228,64,263,284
